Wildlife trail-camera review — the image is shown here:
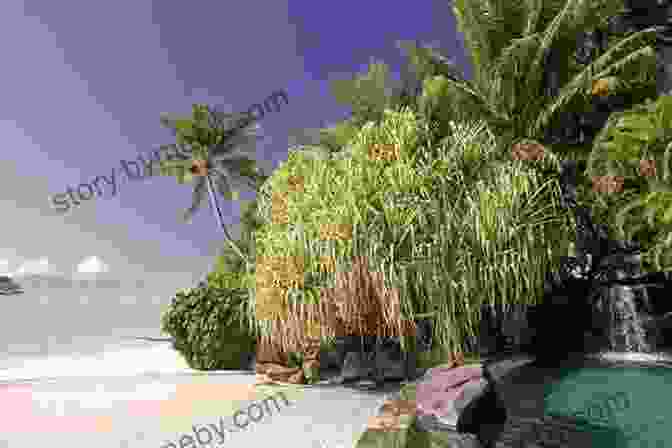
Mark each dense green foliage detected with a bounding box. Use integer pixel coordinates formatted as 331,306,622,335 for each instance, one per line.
161,269,256,370
160,198,264,370
158,0,669,362
585,94,672,271
252,110,573,354
246,0,665,355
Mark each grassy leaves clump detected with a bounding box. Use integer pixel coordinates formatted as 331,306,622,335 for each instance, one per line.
250,109,573,355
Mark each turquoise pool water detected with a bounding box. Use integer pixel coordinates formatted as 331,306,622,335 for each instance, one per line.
542,364,672,447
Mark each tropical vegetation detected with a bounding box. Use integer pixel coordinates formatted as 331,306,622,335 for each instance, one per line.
155,104,268,268
160,269,256,370
157,0,671,370
586,94,672,271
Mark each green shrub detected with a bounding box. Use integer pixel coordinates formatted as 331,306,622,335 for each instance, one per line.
161,270,256,370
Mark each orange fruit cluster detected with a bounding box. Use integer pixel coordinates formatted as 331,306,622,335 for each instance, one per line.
368,143,400,162
639,159,656,177
190,159,209,176
271,191,289,225
286,174,305,193
511,141,545,162
591,78,611,97
319,223,353,241
592,175,624,194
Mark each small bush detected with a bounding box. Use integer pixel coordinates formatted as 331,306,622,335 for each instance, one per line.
161,271,256,370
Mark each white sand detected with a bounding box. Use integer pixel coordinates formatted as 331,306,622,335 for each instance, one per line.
0,341,195,382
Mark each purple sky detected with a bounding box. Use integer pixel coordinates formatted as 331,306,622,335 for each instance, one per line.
0,1,470,293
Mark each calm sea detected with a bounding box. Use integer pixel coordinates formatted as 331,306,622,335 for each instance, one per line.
0,278,181,370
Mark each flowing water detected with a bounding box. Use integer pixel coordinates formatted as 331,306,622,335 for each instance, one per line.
605,285,653,353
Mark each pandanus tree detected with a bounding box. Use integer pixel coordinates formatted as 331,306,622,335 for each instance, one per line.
155,104,269,272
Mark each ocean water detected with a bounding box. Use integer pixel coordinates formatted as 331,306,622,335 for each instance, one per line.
0,278,182,372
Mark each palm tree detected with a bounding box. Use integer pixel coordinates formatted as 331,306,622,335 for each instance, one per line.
155,105,269,270
413,0,658,163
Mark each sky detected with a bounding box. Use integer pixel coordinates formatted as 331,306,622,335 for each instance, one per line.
0,0,471,293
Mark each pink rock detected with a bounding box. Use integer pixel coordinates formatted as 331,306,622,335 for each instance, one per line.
415,366,483,418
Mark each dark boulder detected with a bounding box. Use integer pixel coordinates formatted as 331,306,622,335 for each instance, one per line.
0,276,23,295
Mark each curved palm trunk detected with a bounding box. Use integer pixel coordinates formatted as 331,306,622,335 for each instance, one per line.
205,174,251,269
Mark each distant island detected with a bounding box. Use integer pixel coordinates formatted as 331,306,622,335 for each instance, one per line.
0,275,24,295
0,273,146,290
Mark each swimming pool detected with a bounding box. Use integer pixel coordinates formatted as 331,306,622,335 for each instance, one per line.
483,354,672,447
540,360,672,447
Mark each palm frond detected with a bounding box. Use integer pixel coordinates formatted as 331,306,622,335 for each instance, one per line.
452,0,496,91
159,112,185,136
523,0,544,36
431,75,505,127
524,0,628,116
183,177,207,222
212,169,241,201
208,108,254,130
531,28,658,137
156,159,194,184
490,33,543,122
160,143,193,160
484,0,533,59
211,132,264,159
524,0,578,109
213,166,257,194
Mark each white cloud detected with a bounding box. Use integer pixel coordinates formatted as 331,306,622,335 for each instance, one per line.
14,257,54,276
76,256,110,274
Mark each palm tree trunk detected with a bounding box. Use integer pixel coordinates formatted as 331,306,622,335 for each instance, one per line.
205,175,251,269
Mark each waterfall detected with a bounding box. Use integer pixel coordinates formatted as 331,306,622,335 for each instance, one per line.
607,285,652,353
552,160,669,357
591,251,664,354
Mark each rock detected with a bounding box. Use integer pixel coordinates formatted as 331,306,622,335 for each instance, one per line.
415,366,485,429
244,352,256,372
474,304,537,356
415,365,506,447
319,346,343,371
0,276,23,295
332,330,432,384
373,340,406,381
340,351,376,381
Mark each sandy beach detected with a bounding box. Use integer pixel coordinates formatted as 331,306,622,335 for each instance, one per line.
0,336,399,448
0,281,402,448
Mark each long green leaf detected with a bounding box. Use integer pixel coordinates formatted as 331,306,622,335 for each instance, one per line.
525,0,577,101
533,43,656,137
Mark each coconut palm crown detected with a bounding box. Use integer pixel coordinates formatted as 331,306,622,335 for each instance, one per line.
155,104,269,267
